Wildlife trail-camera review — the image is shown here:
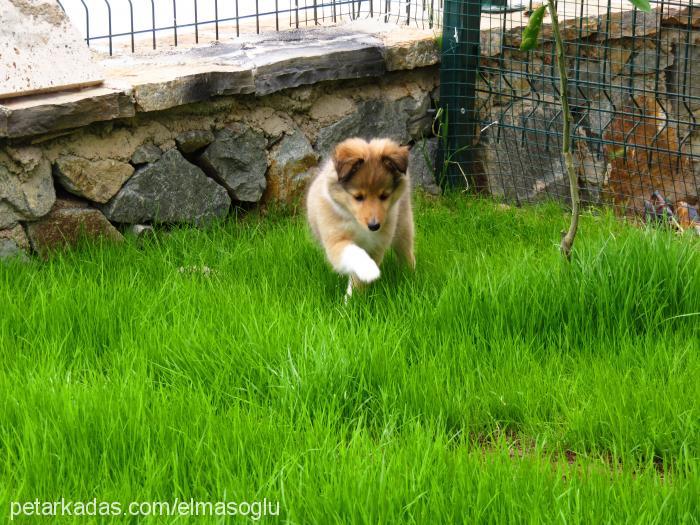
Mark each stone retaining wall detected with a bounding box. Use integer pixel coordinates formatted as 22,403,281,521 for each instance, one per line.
0,22,440,259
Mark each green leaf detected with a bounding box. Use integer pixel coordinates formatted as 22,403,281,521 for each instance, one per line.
608,146,626,160
520,5,547,52
629,0,652,13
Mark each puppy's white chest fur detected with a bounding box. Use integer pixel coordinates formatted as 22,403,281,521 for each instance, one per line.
348,208,397,253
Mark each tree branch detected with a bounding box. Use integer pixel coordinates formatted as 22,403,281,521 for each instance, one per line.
547,0,580,260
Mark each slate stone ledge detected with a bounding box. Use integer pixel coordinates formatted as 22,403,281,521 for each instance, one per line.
1,86,135,139
0,20,439,140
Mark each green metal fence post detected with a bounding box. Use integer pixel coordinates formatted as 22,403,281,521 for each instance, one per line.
437,0,482,188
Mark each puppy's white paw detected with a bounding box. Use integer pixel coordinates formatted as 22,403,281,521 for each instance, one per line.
354,258,380,283
339,245,381,283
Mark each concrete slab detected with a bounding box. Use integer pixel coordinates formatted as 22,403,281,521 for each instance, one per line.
0,0,103,99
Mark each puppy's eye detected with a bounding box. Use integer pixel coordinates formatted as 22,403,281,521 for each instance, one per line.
354,194,365,202
379,193,390,201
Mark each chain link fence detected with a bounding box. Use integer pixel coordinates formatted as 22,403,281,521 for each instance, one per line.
439,0,700,230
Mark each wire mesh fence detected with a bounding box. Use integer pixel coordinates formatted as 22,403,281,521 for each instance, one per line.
55,0,443,55
439,0,700,230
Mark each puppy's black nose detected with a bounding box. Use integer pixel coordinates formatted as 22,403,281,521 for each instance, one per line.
368,221,381,232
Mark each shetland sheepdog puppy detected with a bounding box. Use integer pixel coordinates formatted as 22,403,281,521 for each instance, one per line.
306,138,415,297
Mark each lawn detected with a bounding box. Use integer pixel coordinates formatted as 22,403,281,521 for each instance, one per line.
0,195,698,523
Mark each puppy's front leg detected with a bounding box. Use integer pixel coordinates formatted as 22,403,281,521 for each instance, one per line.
326,241,380,299
343,275,363,304
392,197,416,270
333,243,380,283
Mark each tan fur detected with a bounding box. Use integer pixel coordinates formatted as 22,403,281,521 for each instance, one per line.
306,138,415,295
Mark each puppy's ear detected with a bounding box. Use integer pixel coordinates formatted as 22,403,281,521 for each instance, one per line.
333,139,366,183
382,144,410,176
334,157,364,183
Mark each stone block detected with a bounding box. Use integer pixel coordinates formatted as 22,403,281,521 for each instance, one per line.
131,144,162,165
480,96,571,202
0,146,55,229
175,130,215,154
409,138,441,195
24,197,122,256
315,97,426,155
0,224,29,260
263,129,318,204
54,156,134,204
100,149,231,224
198,125,268,203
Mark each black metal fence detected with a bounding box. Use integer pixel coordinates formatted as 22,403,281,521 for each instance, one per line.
56,0,442,55
439,0,700,230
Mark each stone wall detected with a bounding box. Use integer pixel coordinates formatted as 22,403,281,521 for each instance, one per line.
0,22,440,259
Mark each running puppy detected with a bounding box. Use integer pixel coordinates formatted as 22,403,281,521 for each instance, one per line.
306,138,415,297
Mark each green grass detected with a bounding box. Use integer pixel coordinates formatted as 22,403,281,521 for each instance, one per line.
0,195,698,523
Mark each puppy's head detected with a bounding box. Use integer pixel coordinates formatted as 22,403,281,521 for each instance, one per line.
330,138,409,232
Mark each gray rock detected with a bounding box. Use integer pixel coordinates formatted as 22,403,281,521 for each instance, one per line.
0,239,27,261
198,125,268,203
563,47,669,109
54,155,134,204
409,139,441,195
100,149,231,224
0,147,55,229
626,46,671,77
483,53,539,99
271,129,316,167
265,129,318,203
383,35,440,72
406,93,434,140
1,21,440,140
592,9,660,41
315,97,426,156
480,96,603,204
131,144,162,165
175,130,216,154
679,130,700,201
480,96,570,203
587,75,660,138
0,107,7,137
0,224,30,261
566,59,604,108
25,197,123,257
667,31,700,114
